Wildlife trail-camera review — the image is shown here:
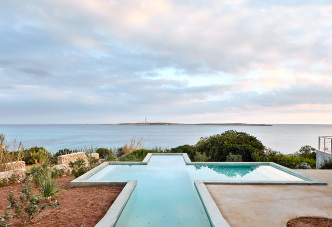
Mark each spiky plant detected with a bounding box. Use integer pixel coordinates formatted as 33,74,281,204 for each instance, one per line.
39,171,61,201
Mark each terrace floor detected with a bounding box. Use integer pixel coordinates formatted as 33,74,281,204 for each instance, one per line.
207,169,332,227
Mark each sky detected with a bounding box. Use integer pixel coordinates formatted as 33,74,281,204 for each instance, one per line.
0,0,332,124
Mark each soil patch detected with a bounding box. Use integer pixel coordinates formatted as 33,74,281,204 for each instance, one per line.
287,217,332,227
0,176,123,226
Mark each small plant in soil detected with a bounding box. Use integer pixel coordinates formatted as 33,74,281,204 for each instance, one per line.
25,163,50,187
0,209,12,227
69,158,88,178
0,178,9,188
69,157,99,178
39,170,61,201
4,181,59,226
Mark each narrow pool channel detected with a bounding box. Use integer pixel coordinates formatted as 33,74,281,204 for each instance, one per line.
89,155,211,226
87,154,305,226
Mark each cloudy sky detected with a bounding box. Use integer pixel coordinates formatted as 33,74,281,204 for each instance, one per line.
0,0,331,124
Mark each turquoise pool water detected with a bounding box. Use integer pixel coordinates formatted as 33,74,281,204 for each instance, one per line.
88,155,305,226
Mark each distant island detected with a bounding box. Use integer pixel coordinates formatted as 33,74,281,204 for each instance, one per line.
106,123,272,126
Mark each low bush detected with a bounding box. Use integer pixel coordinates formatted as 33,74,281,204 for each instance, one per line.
96,148,116,161
96,148,110,159
0,178,8,187
226,153,242,162
69,158,87,178
195,130,265,162
253,150,316,169
169,145,197,160
23,147,51,165
296,145,316,159
25,164,50,187
9,173,19,184
320,159,332,169
119,149,162,162
295,163,312,169
69,156,99,178
193,152,209,162
51,168,65,178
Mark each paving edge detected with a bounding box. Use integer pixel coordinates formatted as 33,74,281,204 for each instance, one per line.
195,181,230,227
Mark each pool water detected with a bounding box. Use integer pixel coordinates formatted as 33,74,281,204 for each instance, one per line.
88,155,304,226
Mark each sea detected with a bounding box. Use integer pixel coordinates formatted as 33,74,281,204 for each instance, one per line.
1,124,332,154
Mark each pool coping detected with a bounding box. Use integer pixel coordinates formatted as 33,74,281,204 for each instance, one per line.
70,153,327,227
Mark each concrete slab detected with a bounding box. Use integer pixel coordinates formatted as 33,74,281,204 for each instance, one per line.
206,170,332,227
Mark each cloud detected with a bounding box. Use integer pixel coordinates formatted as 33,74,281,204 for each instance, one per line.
0,0,331,123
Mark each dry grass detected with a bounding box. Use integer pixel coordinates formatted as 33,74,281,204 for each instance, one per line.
0,134,24,171
122,137,144,155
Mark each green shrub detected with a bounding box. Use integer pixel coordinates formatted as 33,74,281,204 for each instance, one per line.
169,145,197,160
195,130,265,162
96,148,116,160
119,149,161,162
252,150,268,162
194,152,209,162
8,173,19,184
296,145,316,159
226,153,242,162
320,159,332,169
68,156,101,178
23,147,51,165
88,156,99,169
0,178,8,187
253,150,316,169
25,163,50,186
96,148,111,159
0,209,11,226
295,163,312,169
105,154,117,161
0,173,20,188
69,158,88,178
51,168,65,178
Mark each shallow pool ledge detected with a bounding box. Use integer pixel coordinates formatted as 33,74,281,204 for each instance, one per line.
95,180,137,227
195,181,230,227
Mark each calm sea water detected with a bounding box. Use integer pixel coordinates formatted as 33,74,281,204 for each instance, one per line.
0,124,332,154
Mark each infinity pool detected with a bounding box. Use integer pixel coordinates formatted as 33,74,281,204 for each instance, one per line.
87,155,307,226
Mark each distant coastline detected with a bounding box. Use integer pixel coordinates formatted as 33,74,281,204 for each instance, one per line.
106,123,272,126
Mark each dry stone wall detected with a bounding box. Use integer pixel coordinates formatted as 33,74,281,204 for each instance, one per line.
57,152,99,164
0,161,26,182
0,161,25,171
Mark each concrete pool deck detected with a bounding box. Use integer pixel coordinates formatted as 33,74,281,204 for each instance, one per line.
207,169,332,227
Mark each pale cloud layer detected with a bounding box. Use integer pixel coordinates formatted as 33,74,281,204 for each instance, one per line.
0,0,332,124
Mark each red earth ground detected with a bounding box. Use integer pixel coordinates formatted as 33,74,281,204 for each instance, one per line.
0,176,123,226
287,217,332,227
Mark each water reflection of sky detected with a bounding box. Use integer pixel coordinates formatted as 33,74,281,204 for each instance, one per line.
187,164,260,181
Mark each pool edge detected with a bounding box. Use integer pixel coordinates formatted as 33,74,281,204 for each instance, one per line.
70,153,327,227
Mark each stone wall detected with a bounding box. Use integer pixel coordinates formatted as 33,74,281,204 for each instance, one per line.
57,152,99,165
0,161,25,171
316,150,332,169
0,169,26,182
